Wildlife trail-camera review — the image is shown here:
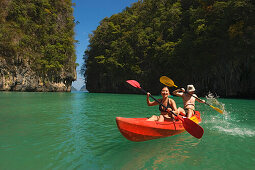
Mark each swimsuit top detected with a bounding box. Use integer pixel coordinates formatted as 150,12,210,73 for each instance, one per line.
159,98,172,112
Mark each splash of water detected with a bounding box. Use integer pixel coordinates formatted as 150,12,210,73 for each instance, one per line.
213,125,255,137
204,92,255,137
206,92,226,114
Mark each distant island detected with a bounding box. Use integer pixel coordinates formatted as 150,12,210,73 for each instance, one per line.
80,85,88,92
71,86,77,91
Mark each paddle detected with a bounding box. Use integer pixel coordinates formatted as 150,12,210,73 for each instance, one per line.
160,76,223,114
126,80,204,139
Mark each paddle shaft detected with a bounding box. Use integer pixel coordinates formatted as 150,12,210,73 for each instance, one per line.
181,90,216,108
160,76,222,112
172,85,223,114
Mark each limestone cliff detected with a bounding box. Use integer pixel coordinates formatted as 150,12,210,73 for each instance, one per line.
0,57,76,92
0,0,77,92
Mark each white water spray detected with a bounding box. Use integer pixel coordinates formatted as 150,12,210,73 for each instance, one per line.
206,92,226,114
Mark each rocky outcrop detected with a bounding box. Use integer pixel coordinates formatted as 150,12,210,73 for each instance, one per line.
0,0,77,92
0,57,76,92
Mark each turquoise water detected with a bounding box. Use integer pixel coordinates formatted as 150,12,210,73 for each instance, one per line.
0,92,255,169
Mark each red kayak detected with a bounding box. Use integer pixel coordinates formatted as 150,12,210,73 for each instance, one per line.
116,111,202,142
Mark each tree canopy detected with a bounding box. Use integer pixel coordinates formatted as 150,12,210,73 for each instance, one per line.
82,0,255,98
0,0,77,81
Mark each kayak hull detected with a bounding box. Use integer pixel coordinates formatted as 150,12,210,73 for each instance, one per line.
116,111,201,142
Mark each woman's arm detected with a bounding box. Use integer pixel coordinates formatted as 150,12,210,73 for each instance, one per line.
166,99,179,119
146,92,159,106
169,99,178,113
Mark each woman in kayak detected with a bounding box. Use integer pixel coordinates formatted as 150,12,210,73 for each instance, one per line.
146,86,178,122
173,85,205,118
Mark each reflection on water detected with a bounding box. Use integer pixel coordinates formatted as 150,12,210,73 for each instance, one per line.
118,135,201,169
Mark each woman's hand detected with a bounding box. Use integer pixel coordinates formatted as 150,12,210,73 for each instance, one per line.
172,110,178,114
166,108,173,113
147,92,150,98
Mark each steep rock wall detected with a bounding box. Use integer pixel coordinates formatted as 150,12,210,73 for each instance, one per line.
0,0,77,92
0,57,76,92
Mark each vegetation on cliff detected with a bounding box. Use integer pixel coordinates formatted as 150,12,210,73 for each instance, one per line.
83,0,255,98
0,0,77,91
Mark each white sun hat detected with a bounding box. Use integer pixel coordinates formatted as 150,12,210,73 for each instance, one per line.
187,85,195,92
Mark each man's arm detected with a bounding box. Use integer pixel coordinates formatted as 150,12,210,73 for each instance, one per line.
193,94,205,103
172,88,184,97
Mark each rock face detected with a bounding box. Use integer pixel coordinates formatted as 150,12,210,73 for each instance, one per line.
0,57,76,92
0,0,77,92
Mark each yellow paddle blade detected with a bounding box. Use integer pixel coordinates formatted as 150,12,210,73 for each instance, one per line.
210,105,224,114
160,76,178,88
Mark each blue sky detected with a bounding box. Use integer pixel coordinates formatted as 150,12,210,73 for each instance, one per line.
71,0,138,90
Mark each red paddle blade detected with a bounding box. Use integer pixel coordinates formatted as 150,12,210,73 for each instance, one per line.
183,118,204,139
176,115,204,139
126,80,141,89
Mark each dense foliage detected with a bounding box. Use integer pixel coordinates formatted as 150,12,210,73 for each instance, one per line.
83,0,255,97
0,0,76,80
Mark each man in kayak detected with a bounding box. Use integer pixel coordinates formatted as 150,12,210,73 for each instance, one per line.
146,87,179,122
173,85,205,118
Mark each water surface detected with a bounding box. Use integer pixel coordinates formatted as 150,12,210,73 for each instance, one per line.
0,92,254,169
